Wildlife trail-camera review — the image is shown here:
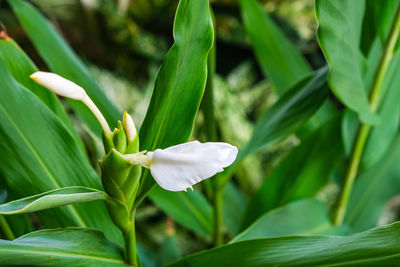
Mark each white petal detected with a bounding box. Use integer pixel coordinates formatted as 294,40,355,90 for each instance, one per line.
149,141,238,191
30,71,86,100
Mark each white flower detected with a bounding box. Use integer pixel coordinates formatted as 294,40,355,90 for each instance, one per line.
30,71,112,135
123,141,238,191
30,71,87,100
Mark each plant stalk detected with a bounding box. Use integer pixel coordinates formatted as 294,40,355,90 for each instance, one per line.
333,4,400,226
124,211,138,266
0,215,15,240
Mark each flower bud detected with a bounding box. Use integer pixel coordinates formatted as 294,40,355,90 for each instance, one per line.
123,112,137,141
30,71,86,100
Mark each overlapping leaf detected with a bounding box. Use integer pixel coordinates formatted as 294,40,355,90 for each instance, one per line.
0,187,107,215
241,118,342,228
169,223,400,266
8,0,121,134
0,61,121,244
316,0,377,123
0,228,128,266
232,199,343,243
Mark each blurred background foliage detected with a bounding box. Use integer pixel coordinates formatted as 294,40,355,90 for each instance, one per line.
2,0,398,262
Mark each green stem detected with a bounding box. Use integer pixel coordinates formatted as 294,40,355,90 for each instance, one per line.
333,4,400,226
124,211,137,266
0,215,15,240
212,186,223,246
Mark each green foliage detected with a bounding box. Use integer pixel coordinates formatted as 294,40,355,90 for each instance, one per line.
316,0,377,124
232,199,343,243
1,0,400,265
0,228,128,266
241,117,343,228
0,61,121,244
239,0,311,94
137,0,213,199
8,0,121,134
169,222,400,266
0,187,108,215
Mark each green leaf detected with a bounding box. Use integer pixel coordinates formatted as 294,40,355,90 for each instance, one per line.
241,118,343,229
136,0,213,199
149,187,213,236
219,67,329,187
239,0,311,94
222,182,248,236
0,187,108,215
239,67,328,160
169,223,400,266
232,199,343,243
0,228,128,266
0,61,121,244
345,135,400,232
8,0,121,134
316,0,377,124
342,41,400,168
158,231,181,267
0,38,81,144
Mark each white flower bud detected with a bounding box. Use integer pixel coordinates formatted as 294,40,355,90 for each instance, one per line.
124,141,238,191
123,112,137,141
30,71,87,100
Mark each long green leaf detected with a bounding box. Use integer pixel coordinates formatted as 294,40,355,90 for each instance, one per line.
169,222,400,266
137,0,213,197
316,0,377,124
8,0,121,134
239,0,311,94
345,135,400,232
232,199,343,243
133,0,214,235
241,118,343,229
0,61,121,244
0,187,108,215
0,228,128,266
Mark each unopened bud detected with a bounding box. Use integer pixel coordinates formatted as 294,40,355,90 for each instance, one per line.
30,71,86,100
123,112,137,141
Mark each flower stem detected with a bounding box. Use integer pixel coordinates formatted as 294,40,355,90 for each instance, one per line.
124,211,138,266
212,186,223,246
0,215,15,240
333,4,400,226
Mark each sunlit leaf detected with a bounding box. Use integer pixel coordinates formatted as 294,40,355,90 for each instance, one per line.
169,222,400,266
0,187,107,215
316,0,377,124
0,228,128,266
0,61,121,245
232,199,343,243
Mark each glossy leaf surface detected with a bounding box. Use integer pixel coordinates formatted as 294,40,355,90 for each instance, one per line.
316,0,376,123
232,199,343,243
0,187,107,215
170,223,400,266
0,228,128,266
0,61,121,244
